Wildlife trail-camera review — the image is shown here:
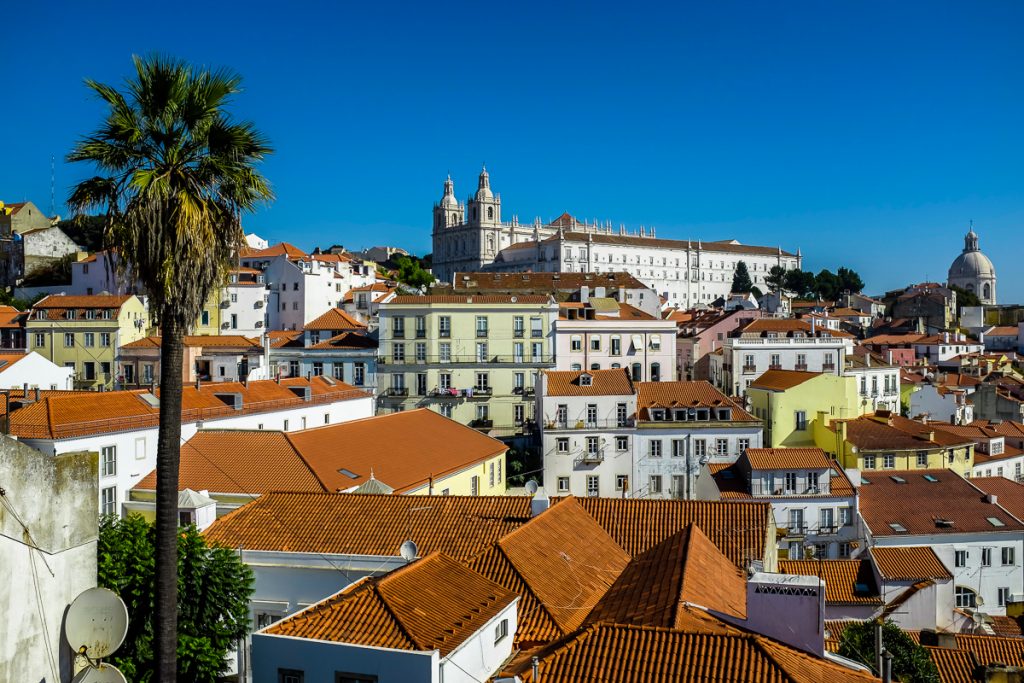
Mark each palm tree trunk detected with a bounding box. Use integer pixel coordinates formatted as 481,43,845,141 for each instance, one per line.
153,311,186,681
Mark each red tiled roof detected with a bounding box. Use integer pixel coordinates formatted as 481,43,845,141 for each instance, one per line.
204,492,532,559
120,335,261,350
636,381,756,421
968,476,1024,521
779,560,882,605
543,369,634,397
239,242,308,258
745,448,833,470
858,469,1024,536
749,370,824,391
32,294,132,311
0,305,27,328
869,546,952,581
262,552,515,656
304,308,366,331
926,646,977,683
387,295,552,305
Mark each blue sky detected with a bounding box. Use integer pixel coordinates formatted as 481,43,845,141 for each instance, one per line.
3,1,1022,298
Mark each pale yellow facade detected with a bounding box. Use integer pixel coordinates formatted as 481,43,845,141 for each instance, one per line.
812,419,975,476
747,373,862,448
27,295,150,389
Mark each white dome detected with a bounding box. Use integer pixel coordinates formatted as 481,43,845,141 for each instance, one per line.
949,249,995,280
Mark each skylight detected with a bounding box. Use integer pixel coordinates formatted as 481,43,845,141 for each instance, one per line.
337,468,360,479
923,474,939,482
888,523,908,533
890,476,906,484
987,517,1006,527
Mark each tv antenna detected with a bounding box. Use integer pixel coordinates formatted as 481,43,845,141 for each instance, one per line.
65,587,129,683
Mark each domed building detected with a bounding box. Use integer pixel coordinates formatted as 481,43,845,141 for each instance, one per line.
948,226,997,304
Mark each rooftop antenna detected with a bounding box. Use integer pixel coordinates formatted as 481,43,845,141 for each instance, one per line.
399,539,419,562
525,479,539,495
50,155,56,217
65,587,129,683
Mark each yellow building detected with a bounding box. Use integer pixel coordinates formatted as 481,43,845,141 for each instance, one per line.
27,294,149,389
813,412,974,476
193,289,223,335
747,369,862,448
376,295,559,437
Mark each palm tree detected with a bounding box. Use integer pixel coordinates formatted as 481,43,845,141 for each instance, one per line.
68,55,272,680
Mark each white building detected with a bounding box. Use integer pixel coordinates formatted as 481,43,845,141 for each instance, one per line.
699,448,860,561
240,245,376,332
538,369,762,499
912,332,985,364
554,298,676,381
948,226,997,305
430,169,801,305
844,351,901,415
710,318,855,397
5,377,373,517
859,469,1024,618
220,268,269,335
910,384,974,425
251,553,518,683
0,351,73,389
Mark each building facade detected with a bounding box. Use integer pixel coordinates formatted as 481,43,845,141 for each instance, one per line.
377,295,558,437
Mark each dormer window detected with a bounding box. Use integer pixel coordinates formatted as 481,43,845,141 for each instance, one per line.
651,409,665,421
696,408,710,421
579,373,593,386
766,332,779,339
674,409,687,421
717,408,732,421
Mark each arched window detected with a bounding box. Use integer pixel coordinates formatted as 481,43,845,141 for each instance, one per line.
983,283,991,299
487,206,494,220
631,362,642,380
966,283,975,293
651,362,661,382
487,235,495,252
590,363,601,371
955,586,977,608
571,363,582,371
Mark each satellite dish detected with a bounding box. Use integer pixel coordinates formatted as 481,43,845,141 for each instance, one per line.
72,663,127,683
525,479,539,495
66,587,128,660
399,539,419,561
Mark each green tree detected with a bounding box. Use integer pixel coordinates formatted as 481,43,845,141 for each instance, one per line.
68,56,272,680
949,284,981,311
58,214,108,252
784,269,817,298
765,265,787,293
394,254,434,289
837,266,865,294
98,515,254,682
813,269,842,301
730,261,754,294
837,620,939,683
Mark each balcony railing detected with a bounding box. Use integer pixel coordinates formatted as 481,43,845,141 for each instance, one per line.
822,363,836,371
439,329,450,338
379,354,554,365
513,329,524,338
513,386,536,396
786,524,808,536
469,386,492,397
768,364,783,370
476,330,488,338
415,330,426,339
742,364,757,373
545,419,634,430
383,387,409,397
794,363,808,371
575,450,605,465
469,418,493,429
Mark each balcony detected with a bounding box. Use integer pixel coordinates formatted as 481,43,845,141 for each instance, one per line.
476,330,489,339
513,386,536,396
439,329,450,338
415,330,426,339
768,364,783,370
513,329,524,338
545,418,634,430
742,364,757,374
383,387,409,398
822,362,836,371
816,525,839,536
575,450,605,465
470,418,493,430
794,363,808,371
392,330,406,340
786,524,808,537
379,354,555,366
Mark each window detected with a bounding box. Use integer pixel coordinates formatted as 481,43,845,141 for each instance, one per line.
101,486,117,516
1002,547,1016,565
84,332,95,347
982,548,992,567
471,476,479,496
513,403,525,424
586,475,599,497
839,542,852,558
649,475,663,494
353,363,365,386
531,342,543,359
917,452,928,467
819,508,834,531
34,332,45,348
998,587,1011,607
794,411,807,431
312,361,324,376
715,438,728,456
649,440,662,457
839,507,852,527
476,316,488,338
101,446,116,477
392,316,405,338
414,315,426,338
84,362,96,381
476,342,488,362
955,586,977,608
438,316,451,338
586,404,598,425
693,439,707,458
489,461,495,487
439,342,451,362
615,474,629,491
556,438,569,453
650,335,661,351
571,335,582,351
955,550,967,567
475,372,489,391
494,618,508,644
586,436,599,455
616,436,629,451
513,316,524,338
392,343,406,362
64,332,75,347
475,405,488,421
531,317,543,338
590,336,601,351
278,669,304,683
807,471,820,492
738,438,750,453
557,477,570,492
610,335,621,355
863,455,876,469
671,439,684,457
883,454,895,469
650,362,660,381
513,342,524,363
415,373,427,396
770,353,781,367
439,404,452,418
784,472,798,494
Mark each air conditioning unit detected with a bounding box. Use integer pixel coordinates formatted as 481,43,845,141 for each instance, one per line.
255,321,264,328
254,300,264,308
221,322,230,329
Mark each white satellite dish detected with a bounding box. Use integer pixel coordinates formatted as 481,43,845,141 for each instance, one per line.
399,539,419,561
71,663,127,683
525,479,539,495
66,587,128,660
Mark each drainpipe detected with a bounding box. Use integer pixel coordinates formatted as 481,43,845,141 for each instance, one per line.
532,656,540,682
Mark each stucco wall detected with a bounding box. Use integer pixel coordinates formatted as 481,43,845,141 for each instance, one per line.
0,439,98,683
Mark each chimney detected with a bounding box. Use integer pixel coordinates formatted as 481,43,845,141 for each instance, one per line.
34,387,39,401
736,573,825,656
985,493,999,505
531,491,549,517
580,285,590,304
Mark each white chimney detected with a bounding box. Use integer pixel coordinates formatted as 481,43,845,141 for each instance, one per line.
580,285,590,303
725,573,825,656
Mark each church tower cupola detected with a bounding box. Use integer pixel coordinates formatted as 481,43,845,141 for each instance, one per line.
433,173,464,232
467,164,501,229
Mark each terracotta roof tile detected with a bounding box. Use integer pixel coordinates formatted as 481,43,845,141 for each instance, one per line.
513,624,876,683
870,546,952,581
750,369,824,391
263,552,516,656
121,335,261,350
31,294,133,316
745,448,832,470
636,381,757,421
968,477,1024,521
953,633,1024,667
779,560,882,605
7,376,367,440
740,318,855,339
304,308,366,331
387,295,552,305
559,497,773,570
239,242,308,258
926,646,977,683
0,305,27,328
204,492,532,559
542,369,634,397
988,616,1024,638
858,469,1024,536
